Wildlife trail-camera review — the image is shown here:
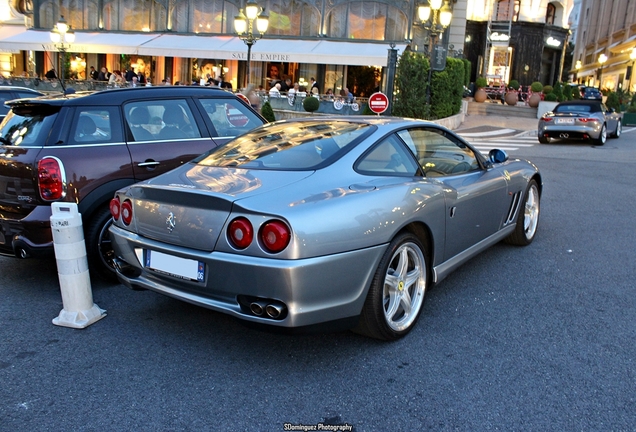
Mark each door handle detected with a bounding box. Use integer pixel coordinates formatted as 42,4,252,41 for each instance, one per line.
138,161,160,167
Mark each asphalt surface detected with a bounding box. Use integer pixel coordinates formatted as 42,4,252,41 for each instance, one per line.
1,120,635,431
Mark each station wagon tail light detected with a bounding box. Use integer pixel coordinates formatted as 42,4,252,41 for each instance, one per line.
37,157,65,201
228,217,253,249
121,199,133,225
110,197,121,221
260,220,290,253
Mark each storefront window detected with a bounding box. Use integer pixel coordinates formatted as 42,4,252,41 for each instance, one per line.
103,0,161,31
178,0,238,34
327,1,407,41
262,0,319,37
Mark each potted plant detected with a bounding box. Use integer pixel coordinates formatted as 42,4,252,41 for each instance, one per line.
529,81,543,107
474,77,488,103
505,79,520,105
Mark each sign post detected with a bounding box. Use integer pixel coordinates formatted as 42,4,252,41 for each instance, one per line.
368,92,389,115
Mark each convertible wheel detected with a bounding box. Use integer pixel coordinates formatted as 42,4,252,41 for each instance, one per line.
85,205,118,282
353,233,427,340
504,180,540,246
593,124,607,146
611,120,621,138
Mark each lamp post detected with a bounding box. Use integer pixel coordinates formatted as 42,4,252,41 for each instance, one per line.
598,53,607,90
234,1,269,89
49,16,75,86
417,0,452,115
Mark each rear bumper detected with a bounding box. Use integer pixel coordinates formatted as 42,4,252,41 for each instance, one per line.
110,225,386,328
0,205,54,258
538,124,602,140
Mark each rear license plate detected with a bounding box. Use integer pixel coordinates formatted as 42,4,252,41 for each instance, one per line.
145,250,204,282
556,118,575,124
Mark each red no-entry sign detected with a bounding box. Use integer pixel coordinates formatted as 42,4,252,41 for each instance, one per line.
368,92,389,114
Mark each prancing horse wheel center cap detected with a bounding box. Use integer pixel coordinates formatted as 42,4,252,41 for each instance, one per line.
398,280,404,291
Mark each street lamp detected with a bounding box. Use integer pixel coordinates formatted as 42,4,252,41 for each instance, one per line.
417,0,453,115
49,16,75,85
234,1,269,88
598,53,607,90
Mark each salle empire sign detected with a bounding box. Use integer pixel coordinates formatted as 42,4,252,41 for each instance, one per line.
231,52,291,61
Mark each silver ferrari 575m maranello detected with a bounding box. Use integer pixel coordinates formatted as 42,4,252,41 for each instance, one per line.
109,116,541,340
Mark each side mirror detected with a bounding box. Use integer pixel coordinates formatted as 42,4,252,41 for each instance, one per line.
488,149,509,164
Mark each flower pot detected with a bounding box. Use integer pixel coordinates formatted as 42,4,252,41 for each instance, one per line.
528,93,541,108
474,88,487,103
505,91,518,106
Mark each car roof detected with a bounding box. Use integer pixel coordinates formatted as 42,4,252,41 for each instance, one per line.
556,99,600,105
0,86,42,93
6,86,239,107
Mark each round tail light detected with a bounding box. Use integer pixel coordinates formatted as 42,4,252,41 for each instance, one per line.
109,197,121,221
260,220,290,253
121,199,133,225
228,217,253,249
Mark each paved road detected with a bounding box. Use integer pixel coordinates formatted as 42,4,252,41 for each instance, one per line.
1,129,636,431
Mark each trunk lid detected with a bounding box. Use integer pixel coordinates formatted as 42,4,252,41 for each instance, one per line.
126,165,313,250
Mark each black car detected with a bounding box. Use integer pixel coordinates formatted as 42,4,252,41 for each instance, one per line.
0,86,44,120
581,87,603,101
0,86,266,279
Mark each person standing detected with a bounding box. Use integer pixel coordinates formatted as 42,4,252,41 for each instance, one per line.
89,66,98,80
125,68,136,82
310,77,320,95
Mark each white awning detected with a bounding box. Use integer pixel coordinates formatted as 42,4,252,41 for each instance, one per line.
137,35,406,66
0,26,160,54
0,26,407,66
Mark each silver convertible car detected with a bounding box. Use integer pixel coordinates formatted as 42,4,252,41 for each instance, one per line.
109,117,541,340
538,99,621,145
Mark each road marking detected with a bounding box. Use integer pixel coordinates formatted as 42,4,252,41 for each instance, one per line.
621,127,636,133
457,128,517,137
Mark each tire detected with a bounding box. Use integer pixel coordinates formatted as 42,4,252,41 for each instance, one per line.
85,205,118,282
593,124,607,145
538,136,549,144
504,180,540,246
611,120,621,138
353,232,428,340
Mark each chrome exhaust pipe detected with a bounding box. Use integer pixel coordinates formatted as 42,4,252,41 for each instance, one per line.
250,301,267,316
265,303,283,319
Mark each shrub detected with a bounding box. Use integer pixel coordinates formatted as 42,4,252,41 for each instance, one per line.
361,103,374,115
508,79,520,91
552,82,564,101
260,101,276,122
605,91,621,112
530,81,543,92
563,84,573,101
302,95,320,112
475,76,488,88
544,92,557,101
543,85,553,95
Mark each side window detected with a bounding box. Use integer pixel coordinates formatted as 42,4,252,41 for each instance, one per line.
397,128,480,177
70,109,116,145
199,99,263,138
355,134,419,176
124,100,201,142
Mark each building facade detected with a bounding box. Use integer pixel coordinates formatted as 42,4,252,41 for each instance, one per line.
0,0,468,96
463,0,573,88
570,0,636,92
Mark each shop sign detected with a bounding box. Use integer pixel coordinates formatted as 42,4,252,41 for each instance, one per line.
431,45,447,71
490,32,510,42
546,37,562,47
231,52,291,62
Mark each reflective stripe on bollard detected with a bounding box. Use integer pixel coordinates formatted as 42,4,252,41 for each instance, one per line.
50,202,106,328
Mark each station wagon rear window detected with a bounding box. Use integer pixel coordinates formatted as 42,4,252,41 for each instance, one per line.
0,107,59,146
195,121,373,170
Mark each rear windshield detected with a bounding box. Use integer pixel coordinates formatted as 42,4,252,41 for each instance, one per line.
0,106,59,146
194,120,374,170
555,104,595,113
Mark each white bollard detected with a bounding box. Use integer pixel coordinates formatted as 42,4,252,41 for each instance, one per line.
50,202,106,328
